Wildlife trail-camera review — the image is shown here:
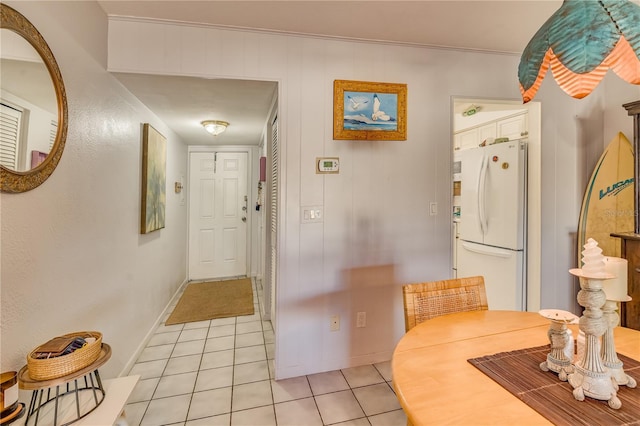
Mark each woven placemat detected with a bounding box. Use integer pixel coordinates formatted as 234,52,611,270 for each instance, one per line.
468,345,640,425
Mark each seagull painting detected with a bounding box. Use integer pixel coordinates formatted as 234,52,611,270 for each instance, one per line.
342,90,398,132
347,95,368,111
371,94,390,121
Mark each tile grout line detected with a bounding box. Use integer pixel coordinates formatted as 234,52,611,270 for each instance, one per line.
138,316,181,425
254,277,280,426
183,316,215,425
306,374,327,426
229,311,239,421
342,369,370,426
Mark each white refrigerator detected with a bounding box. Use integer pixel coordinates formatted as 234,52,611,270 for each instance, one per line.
456,139,527,311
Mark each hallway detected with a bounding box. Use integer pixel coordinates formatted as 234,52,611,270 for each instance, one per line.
123,279,407,425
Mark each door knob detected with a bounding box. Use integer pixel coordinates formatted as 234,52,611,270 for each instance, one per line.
242,217,247,222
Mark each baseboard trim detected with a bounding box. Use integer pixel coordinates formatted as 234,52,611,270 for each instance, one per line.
118,277,189,377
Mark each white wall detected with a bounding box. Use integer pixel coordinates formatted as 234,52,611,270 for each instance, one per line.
0,1,188,378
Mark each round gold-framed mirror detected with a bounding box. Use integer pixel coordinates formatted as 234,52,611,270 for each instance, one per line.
0,3,68,193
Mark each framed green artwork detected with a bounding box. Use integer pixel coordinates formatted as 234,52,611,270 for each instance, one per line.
141,123,166,234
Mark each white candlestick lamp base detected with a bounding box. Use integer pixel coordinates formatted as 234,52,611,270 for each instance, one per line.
601,298,637,389
567,273,621,409
539,310,578,381
568,239,623,409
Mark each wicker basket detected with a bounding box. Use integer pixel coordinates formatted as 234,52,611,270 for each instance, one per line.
27,331,102,381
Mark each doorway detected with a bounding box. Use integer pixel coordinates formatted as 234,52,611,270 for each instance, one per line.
188,151,249,280
452,97,542,311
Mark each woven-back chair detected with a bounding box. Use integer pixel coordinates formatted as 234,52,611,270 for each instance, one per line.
402,276,488,332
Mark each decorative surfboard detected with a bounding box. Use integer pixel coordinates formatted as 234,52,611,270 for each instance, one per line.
577,132,635,265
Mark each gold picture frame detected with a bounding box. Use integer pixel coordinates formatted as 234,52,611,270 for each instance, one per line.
141,123,166,234
333,80,407,141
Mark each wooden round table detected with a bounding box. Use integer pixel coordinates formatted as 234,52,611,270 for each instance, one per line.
391,311,640,425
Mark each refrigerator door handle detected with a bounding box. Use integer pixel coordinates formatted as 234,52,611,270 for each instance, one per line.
477,154,489,235
462,242,512,258
476,155,484,234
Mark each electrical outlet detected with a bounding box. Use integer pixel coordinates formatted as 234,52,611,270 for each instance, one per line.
356,312,366,328
330,315,340,331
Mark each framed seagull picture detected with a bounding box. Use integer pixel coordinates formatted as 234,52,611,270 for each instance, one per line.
333,80,407,141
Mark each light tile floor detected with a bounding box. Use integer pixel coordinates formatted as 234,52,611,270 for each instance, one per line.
123,279,407,426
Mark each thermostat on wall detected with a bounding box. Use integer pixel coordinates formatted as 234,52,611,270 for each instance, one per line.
316,157,339,174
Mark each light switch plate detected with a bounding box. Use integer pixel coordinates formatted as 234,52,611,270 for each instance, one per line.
302,205,323,223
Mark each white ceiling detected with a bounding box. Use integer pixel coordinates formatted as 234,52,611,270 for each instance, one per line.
113,73,277,145
99,0,565,146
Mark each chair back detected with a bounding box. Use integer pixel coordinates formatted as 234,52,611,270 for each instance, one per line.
402,276,488,331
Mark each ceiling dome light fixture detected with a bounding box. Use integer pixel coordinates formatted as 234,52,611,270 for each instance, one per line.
518,0,640,103
201,120,229,136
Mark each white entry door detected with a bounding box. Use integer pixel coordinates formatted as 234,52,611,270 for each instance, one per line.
189,152,248,280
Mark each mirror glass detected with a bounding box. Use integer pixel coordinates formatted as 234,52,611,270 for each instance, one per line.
1,29,57,172
0,4,68,193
